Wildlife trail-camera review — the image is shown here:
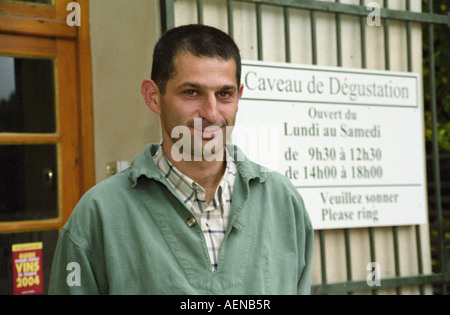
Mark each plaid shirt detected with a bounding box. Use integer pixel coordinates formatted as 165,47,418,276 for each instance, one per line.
153,143,236,272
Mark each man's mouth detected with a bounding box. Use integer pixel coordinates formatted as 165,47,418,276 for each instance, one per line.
193,126,221,139
190,118,224,139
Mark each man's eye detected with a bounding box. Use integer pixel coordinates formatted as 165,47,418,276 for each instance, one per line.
218,91,232,98
184,90,198,96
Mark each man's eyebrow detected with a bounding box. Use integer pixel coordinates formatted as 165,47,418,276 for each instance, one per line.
220,84,238,91
179,82,204,89
179,82,237,91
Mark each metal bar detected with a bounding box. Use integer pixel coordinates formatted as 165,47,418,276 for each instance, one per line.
310,10,317,65
197,0,204,24
359,0,366,69
406,0,412,73
427,0,447,295
284,6,291,63
334,0,351,294
256,2,263,60
310,4,323,291
335,0,342,67
362,2,374,292
312,273,445,295
404,0,424,295
415,225,425,294
383,1,401,294
369,227,378,295
236,0,450,26
344,229,352,295
319,230,327,290
392,226,402,294
227,0,234,38
384,0,390,71
159,0,175,32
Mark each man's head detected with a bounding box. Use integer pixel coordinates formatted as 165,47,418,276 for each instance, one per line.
142,24,244,162
151,24,241,94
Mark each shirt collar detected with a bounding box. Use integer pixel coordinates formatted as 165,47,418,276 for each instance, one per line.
128,143,271,188
153,143,233,196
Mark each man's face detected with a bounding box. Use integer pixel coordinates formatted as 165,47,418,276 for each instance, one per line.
158,53,244,159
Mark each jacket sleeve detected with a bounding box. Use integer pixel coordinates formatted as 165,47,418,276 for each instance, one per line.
48,227,103,295
297,211,314,295
295,194,314,295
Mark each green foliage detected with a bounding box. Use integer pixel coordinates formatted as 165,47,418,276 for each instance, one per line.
422,0,450,152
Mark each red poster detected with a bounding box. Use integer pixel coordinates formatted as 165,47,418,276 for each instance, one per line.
12,242,44,295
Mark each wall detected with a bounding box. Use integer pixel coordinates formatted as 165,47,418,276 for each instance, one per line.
89,0,161,183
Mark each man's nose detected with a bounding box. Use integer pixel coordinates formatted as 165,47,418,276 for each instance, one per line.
199,94,219,123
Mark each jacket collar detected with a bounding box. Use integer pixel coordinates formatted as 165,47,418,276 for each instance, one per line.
129,143,272,187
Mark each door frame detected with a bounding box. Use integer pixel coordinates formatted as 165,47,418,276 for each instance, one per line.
0,0,95,233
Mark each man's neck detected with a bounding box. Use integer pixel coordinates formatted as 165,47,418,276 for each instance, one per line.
162,142,227,203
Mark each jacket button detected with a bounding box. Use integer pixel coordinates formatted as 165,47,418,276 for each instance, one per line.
186,217,197,227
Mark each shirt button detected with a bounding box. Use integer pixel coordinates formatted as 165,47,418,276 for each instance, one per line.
186,217,197,228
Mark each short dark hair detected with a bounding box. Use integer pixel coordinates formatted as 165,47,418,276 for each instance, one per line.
151,24,241,94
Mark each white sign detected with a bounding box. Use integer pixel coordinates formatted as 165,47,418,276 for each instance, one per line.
232,60,428,230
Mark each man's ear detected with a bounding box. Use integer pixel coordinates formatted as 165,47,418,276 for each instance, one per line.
238,83,244,99
141,79,161,115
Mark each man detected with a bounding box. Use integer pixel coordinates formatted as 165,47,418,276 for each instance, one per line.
49,24,314,294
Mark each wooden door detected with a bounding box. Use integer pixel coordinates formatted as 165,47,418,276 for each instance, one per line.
0,0,94,294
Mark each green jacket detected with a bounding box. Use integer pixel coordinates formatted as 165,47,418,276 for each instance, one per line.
49,144,314,294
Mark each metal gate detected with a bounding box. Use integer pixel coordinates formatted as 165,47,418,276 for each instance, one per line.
159,0,450,294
